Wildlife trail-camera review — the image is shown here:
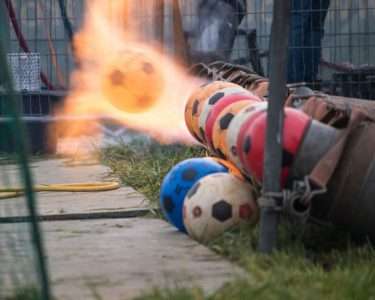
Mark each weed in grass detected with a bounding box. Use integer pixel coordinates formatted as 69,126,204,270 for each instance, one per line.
104,142,375,300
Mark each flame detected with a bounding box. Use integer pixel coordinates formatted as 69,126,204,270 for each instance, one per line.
56,0,201,154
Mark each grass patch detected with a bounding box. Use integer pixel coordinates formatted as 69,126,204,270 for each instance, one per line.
4,286,42,300
103,141,375,300
102,140,205,204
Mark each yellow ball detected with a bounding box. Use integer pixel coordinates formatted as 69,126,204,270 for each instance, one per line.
102,50,164,113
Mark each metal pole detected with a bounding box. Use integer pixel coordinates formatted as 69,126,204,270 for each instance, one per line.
258,0,291,253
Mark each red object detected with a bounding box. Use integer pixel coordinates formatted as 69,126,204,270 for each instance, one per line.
236,104,269,171
5,0,55,90
204,93,261,150
239,108,311,187
239,203,253,220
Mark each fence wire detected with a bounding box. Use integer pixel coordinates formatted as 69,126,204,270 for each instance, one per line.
3,0,375,100
0,2,50,299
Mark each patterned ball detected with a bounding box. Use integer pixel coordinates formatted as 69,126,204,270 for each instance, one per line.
211,101,253,159
226,102,268,172
159,157,228,232
184,81,240,143
183,173,259,243
205,93,262,153
239,108,311,187
198,87,251,143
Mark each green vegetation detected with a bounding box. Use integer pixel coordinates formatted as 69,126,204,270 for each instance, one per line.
102,140,205,203
103,141,375,300
4,287,42,300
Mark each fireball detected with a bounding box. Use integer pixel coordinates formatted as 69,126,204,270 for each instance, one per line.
102,49,164,113
55,0,202,152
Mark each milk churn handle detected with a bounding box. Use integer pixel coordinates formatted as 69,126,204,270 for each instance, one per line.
309,108,369,189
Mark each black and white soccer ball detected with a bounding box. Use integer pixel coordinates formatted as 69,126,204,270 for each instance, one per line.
183,173,258,243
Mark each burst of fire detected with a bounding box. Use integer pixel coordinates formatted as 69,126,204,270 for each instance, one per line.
56,0,201,152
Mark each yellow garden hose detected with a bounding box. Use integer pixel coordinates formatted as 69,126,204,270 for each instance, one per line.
0,182,121,200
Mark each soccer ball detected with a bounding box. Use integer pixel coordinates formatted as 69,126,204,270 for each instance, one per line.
204,94,261,153
159,157,228,232
239,108,311,187
184,81,241,143
198,86,251,143
211,101,252,159
183,173,259,243
226,102,268,172
184,82,210,143
211,157,245,181
102,50,164,113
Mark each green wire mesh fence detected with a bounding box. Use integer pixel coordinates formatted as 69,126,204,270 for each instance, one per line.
0,2,50,299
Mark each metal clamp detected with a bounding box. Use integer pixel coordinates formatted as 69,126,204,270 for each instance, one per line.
258,177,327,222
293,177,327,206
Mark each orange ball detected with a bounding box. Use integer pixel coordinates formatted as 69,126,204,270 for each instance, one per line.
102,50,164,113
211,157,246,181
211,100,256,159
198,87,253,144
184,81,241,143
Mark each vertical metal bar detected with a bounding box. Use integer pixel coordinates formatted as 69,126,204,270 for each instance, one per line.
57,0,74,43
258,0,290,254
348,0,353,65
364,0,370,64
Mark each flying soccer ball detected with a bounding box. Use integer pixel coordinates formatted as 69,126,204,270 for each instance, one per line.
159,157,228,232
183,173,259,243
102,49,164,113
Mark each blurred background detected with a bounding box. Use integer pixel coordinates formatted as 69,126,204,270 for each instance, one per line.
2,0,374,96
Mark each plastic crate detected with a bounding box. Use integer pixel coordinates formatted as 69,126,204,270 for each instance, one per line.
0,91,65,154
7,52,41,92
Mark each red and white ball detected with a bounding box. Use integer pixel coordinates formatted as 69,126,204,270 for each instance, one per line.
198,86,251,143
239,108,311,187
225,102,268,172
185,82,245,143
204,93,262,153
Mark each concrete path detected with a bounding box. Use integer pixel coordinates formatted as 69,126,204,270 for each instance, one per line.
0,159,246,299
45,218,244,300
0,159,149,219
